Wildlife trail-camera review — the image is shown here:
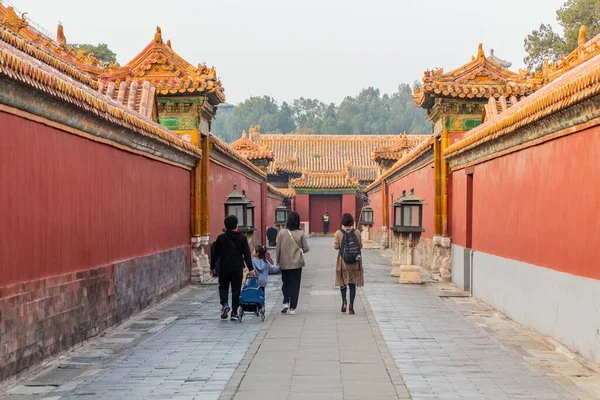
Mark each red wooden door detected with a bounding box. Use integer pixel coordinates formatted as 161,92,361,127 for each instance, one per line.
309,195,342,234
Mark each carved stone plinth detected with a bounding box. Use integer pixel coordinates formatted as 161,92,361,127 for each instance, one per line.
380,226,389,249
433,236,452,281
391,233,402,276
399,265,421,284
361,224,373,249
191,236,210,284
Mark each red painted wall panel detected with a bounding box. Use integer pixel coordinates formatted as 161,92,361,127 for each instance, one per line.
460,127,600,280
369,190,383,229
209,161,263,244
387,163,435,239
266,194,283,228
342,194,356,224
0,112,191,287
295,194,310,225
450,171,468,247
309,195,342,233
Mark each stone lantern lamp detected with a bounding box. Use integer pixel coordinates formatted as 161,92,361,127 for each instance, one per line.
224,184,249,230
391,189,426,284
360,204,374,249
241,190,256,232
275,203,288,229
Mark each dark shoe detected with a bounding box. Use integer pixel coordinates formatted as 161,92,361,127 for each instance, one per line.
230,313,239,321
341,300,347,313
281,303,289,314
221,305,230,320
349,305,355,315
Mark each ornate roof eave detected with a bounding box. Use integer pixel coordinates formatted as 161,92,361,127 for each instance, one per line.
290,169,360,189
414,44,542,109
267,184,294,199
99,27,225,105
444,51,600,161
209,134,267,180
231,127,274,162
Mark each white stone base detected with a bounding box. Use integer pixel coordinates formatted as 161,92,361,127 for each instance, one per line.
399,265,421,284
191,236,210,284
363,240,373,249
391,263,402,277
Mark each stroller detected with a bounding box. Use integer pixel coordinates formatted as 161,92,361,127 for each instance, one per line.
238,275,266,322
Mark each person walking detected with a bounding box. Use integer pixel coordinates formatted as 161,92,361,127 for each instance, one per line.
210,215,255,321
276,212,309,315
322,212,330,235
334,213,364,315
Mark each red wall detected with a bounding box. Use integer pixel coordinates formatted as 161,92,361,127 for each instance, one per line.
387,163,435,239
267,193,284,228
342,194,356,224
309,195,342,233
369,190,383,229
209,161,264,244
450,172,468,247
453,127,600,280
295,194,310,224
0,112,191,287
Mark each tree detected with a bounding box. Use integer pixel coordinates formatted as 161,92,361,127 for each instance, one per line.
71,43,117,66
523,0,600,70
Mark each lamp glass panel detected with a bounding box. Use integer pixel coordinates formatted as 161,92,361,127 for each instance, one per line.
403,205,420,227
394,207,402,226
363,210,373,223
227,205,245,224
276,210,286,224
247,208,254,227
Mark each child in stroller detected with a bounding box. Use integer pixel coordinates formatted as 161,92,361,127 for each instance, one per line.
237,246,279,322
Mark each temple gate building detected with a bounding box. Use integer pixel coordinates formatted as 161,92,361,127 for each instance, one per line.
231,127,428,233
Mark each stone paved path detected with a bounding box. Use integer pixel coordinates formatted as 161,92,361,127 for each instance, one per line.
2,237,599,400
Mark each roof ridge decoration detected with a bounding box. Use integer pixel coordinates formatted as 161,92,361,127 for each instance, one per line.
209,133,267,178
0,4,107,84
413,43,543,109
99,26,224,105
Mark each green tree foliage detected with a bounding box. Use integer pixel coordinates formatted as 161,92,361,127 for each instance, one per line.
523,0,600,70
71,43,117,66
211,84,431,143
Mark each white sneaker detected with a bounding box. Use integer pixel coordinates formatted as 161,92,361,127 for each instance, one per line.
289,308,296,315
281,303,289,314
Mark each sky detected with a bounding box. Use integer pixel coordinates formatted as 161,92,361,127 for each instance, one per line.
5,0,566,105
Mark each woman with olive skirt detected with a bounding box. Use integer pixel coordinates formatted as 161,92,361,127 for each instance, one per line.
334,213,364,315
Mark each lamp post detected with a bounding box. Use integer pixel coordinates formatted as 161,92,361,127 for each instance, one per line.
360,204,374,249
391,188,426,284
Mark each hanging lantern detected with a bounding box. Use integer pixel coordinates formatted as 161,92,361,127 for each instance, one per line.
241,190,255,230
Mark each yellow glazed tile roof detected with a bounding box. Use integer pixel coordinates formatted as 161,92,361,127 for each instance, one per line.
100,27,224,105
209,134,267,178
0,37,202,159
413,44,543,108
372,132,430,162
230,128,274,161
445,34,600,159
98,80,157,120
0,6,100,88
251,132,400,175
291,169,360,189
366,137,435,192
267,184,294,199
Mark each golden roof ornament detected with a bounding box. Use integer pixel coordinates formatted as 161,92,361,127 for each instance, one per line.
578,25,587,47
166,39,172,48
57,22,66,49
476,43,485,61
2,6,28,34
154,26,162,44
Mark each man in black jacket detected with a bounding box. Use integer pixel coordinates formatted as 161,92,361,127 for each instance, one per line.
210,215,255,321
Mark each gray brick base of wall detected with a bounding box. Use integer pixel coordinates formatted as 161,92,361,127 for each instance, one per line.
0,246,191,381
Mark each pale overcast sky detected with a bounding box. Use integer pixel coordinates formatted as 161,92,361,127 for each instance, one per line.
6,0,565,104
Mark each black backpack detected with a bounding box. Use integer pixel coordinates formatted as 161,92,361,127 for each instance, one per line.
340,229,362,264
